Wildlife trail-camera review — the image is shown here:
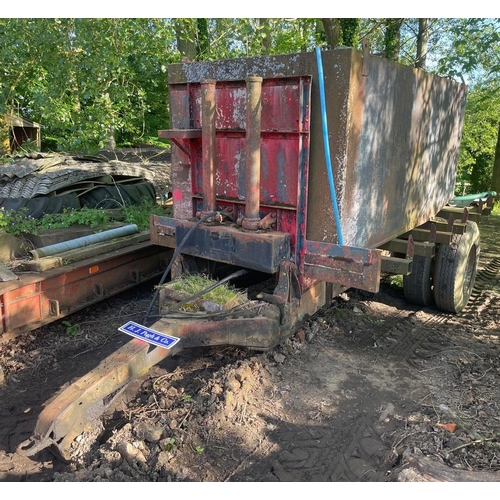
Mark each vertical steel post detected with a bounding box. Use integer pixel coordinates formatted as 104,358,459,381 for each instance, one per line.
245,76,263,222
201,79,217,213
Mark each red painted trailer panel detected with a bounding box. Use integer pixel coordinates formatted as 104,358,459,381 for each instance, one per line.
0,243,172,341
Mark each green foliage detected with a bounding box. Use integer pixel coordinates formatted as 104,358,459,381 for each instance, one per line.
1,17,499,197
455,86,500,195
340,19,360,47
436,19,500,81
384,274,403,291
0,18,176,151
0,201,169,236
163,438,176,451
195,446,204,455
62,320,80,337
0,206,111,236
123,200,168,230
384,19,404,61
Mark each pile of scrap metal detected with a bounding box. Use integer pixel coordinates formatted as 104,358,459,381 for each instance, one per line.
0,153,159,218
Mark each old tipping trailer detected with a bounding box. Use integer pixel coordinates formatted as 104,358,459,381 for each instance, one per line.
24,47,484,460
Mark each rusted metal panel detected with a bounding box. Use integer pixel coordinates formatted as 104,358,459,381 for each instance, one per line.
201,79,217,212
165,72,312,274
174,221,290,274
0,243,172,340
150,214,176,248
168,49,466,250
244,76,263,222
303,240,382,293
339,51,466,248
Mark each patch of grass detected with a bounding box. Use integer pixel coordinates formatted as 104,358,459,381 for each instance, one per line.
168,274,246,308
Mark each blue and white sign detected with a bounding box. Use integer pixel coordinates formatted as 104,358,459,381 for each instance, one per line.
119,321,180,349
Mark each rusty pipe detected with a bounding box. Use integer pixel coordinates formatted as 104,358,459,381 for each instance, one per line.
245,76,263,222
201,79,217,213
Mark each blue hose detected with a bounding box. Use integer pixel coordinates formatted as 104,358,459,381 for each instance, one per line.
315,47,344,245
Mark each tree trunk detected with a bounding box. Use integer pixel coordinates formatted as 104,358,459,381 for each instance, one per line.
196,18,210,59
259,19,272,54
415,18,429,69
174,19,197,61
321,19,340,49
397,456,500,482
384,18,404,61
491,122,500,195
0,115,10,154
103,93,116,150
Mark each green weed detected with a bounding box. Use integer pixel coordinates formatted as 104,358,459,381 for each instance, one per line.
164,438,176,451
122,200,170,229
0,201,170,236
385,274,403,289
62,320,80,337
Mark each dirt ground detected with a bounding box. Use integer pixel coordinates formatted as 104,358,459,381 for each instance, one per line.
0,155,499,485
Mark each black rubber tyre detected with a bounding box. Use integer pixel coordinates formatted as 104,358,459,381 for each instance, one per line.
433,220,480,313
403,255,435,307
79,182,156,209
0,193,81,218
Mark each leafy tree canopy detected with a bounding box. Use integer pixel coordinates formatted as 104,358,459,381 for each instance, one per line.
0,17,499,196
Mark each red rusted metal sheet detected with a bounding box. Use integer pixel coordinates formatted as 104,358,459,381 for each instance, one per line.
0,242,172,341
304,240,382,293
165,74,312,275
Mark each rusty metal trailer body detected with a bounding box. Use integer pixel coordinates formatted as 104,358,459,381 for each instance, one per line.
25,48,481,461
156,47,467,293
0,241,172,343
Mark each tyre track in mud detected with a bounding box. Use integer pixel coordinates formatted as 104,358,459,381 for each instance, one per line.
257,256,500,482
355,256,500,360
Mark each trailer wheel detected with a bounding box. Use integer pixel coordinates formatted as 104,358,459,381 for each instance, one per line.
433,221,480,313
403,255,435,306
